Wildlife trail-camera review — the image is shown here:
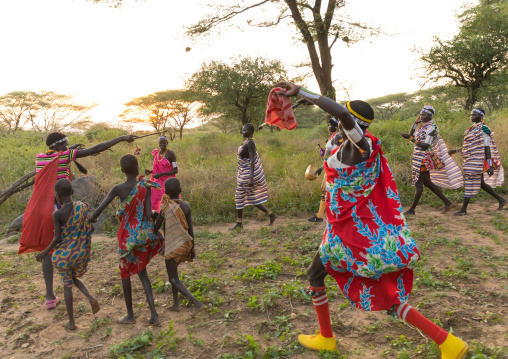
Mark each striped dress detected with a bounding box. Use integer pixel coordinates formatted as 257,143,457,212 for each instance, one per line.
462,122,504,197
36,149,77,180
411,121,463,189
235,140,268,210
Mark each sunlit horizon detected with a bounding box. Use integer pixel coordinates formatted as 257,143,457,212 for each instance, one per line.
0,0,473,131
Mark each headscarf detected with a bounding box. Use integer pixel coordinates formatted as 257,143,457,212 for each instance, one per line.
421,104,435,117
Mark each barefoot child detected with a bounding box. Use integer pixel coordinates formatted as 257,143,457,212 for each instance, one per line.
36,179,99,330
154,178,205,317
89,154,163,325
276,82,469,358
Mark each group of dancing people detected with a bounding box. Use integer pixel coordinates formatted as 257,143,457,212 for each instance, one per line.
17,82,507,359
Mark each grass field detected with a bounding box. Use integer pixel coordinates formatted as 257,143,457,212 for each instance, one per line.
0,203,507,358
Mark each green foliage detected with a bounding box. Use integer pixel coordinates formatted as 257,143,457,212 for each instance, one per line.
109,330,154,358
187,56,287,128
419,0,508,109
237,260,282,280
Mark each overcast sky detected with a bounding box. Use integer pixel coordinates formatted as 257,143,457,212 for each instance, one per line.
0,0,474,126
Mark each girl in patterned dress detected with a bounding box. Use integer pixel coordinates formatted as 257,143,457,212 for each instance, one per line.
89,154,163,325
401,105,462,215
451,108,506,215
275,82,468,359
230,123,276,230
36,179,99,330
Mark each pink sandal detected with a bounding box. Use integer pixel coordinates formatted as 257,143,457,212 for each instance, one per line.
45,296,59,309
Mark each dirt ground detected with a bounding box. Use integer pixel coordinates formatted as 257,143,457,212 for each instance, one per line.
0,202,507,359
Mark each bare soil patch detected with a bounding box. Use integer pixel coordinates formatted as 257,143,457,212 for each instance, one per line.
0,202,507,358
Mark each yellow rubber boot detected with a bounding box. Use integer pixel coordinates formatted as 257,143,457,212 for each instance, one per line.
439,333,468,359
298,332,336,351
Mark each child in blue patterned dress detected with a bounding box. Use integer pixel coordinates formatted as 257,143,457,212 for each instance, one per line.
36,179,99,330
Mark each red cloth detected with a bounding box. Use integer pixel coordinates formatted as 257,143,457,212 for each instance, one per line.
321,133,420,311
19,156,59,254
116,178,163,279
265,87,297,130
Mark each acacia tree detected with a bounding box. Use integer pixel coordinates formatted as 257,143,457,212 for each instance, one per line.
122,90,197,139
186,0,379,101
0,91,38,133
419,0,508,110
28,91,96,134
187,56,287,128
0,91,95,134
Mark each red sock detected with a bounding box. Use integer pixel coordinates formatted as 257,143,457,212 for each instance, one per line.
310,286,333,338
395,303,448,345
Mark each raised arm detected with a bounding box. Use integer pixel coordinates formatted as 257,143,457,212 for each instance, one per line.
36,213,63,261
88,186,119,222
76,135,136,158
276,82,370,153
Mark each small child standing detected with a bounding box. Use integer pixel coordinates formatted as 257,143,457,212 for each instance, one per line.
89,154,162,325
36,179,99,330
154,178,205,317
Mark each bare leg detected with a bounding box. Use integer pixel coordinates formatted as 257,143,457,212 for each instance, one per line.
480,176,506,209
230,208,243,230
72,278,100,314
405,174,424,215
454,198,470,216
165,259,204,317
137,269,160,326
118,277,136,324
42,255,55,301
307,251,328,287
62,286,76,330
421,172,453,213
255,204,276,225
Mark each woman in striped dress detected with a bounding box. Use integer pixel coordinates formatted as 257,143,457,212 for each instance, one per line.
401,105,462,215
451,108,506,215
230,123,276,230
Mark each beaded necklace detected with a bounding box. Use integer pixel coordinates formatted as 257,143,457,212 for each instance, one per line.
243,138,253,145
157,149,168,163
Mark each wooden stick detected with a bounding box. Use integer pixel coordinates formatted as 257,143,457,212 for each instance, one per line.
134,131,167,139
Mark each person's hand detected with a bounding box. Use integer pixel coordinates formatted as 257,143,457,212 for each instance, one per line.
122,135,137,143
273,82,301,97
487,168,494,176
401,133,410,139
145,169,152,175
248,178,254,187
414,116,422,124
88,212,98,223
36,251,47,262
153,173,163,179
316,167,323,176
157,242,165,256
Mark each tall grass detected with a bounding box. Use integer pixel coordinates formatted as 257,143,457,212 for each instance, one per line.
1,109,507,232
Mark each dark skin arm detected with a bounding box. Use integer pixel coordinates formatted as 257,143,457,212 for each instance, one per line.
276,82,370,166
180,201,195,259
75,135,136,158
36,212,63,261
152,151,178,179
88,185,120,222
247,140,256,187
401,116,431,149
145,187,152,218
485,146,494,176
